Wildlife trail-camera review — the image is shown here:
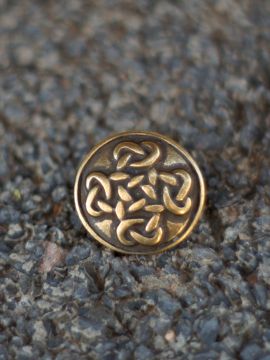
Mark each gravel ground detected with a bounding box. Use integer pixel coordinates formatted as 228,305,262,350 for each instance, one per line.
1,0,270,359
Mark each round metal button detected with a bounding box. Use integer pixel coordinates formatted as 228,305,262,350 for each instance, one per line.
74,131,206,255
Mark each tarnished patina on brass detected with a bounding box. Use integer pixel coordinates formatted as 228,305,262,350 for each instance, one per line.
74,131,206,254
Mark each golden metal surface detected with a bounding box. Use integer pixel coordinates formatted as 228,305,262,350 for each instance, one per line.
74,131,206,255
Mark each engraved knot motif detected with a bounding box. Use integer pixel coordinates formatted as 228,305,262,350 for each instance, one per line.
84,140,193,247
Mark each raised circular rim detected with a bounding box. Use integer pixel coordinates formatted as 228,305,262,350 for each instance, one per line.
74,131,206,255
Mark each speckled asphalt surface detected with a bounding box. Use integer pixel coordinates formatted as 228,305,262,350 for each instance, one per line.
1,1,270,359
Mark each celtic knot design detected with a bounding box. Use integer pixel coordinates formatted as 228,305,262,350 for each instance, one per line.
84,141,193,247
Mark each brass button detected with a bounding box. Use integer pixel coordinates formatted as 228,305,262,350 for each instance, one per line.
74,131,206,254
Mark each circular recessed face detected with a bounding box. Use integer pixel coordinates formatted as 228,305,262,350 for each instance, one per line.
74,131,206,255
